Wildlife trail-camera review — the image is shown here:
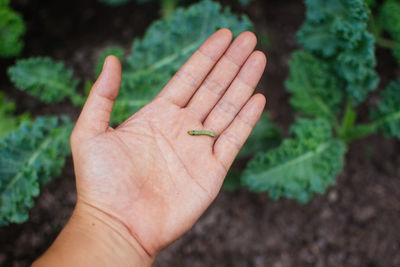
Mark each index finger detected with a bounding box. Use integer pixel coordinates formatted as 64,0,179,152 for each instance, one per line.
157,29,233,107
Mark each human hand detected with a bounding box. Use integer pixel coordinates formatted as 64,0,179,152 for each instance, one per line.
36,29,266,267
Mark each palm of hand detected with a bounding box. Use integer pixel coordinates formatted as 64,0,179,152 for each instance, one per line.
77,97,226,254
71,29,266,256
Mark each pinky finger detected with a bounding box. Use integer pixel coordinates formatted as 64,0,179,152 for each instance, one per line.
214,94,266,171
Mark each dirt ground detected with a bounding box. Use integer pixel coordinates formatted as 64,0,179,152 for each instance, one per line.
1,0,400,266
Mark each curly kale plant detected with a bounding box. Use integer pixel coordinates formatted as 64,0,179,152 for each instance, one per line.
2,0,257,225
222,113,282,191
111,0,253,123
0,117,72,226
8,57,84,105
240,0,400,203
297,0,378,105
243,119,345,203
1,57,77,226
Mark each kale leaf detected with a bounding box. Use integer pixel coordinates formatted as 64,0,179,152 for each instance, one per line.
285,50,343,121
370,79,400,139
0,6,25,57
242,118,346,203
0,116,72,225
111,0,253,123
297,0,378,105
8,57,84,106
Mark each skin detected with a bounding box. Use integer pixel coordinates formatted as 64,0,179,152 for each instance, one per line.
33,29,267,267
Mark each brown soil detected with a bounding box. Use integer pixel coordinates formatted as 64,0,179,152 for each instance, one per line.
1,0,400,266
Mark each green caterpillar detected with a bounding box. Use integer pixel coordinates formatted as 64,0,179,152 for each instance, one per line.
188,130,216,137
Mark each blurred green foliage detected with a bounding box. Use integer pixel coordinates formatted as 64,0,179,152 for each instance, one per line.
0,5,25,57
0,117,72,226
8,57,84,106
241,0,400,203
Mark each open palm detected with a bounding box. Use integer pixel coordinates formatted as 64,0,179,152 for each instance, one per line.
70,29,266,257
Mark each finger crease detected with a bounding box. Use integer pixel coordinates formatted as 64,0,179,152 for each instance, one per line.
221,132,242,150
221,54,241,69
175,67,199,87
237,112,254,127
236,75,255,89
216,99,239,116
202,78,226,97
197,48,218,62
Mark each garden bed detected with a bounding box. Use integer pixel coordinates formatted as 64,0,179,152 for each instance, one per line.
1,0,399,266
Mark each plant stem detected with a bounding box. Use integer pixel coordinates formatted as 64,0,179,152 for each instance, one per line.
338,100,356,140
341,123,377,143
368,11,382,39
339,110,400,142
375,37,397,50
353,110,400,140
161,0,177,18
368,14,397,50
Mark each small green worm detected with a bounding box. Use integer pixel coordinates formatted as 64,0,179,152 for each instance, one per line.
188,130,216,137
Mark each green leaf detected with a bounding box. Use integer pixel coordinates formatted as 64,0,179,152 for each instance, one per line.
0,93,18,138
8,57,84,106
0,0,10,7
0,92,29,138
297,0,378,105
222,113,281,192
258,32,270,49
364,0,376,8
94,46,125,77
285,51,343,121
222,168,242,191
111,0,252,123
0,116,73,226
370,79,400,139
242,118,346,203
0,7,25,57
379,0,400,40
298,0,369,56
334,34,379,103
237,112,282,158
379,0,400,64
0,92,19,138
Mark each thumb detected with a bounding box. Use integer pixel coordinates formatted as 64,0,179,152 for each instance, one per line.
74,55,121,139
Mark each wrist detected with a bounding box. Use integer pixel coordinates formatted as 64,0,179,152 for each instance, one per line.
33,201,154,267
